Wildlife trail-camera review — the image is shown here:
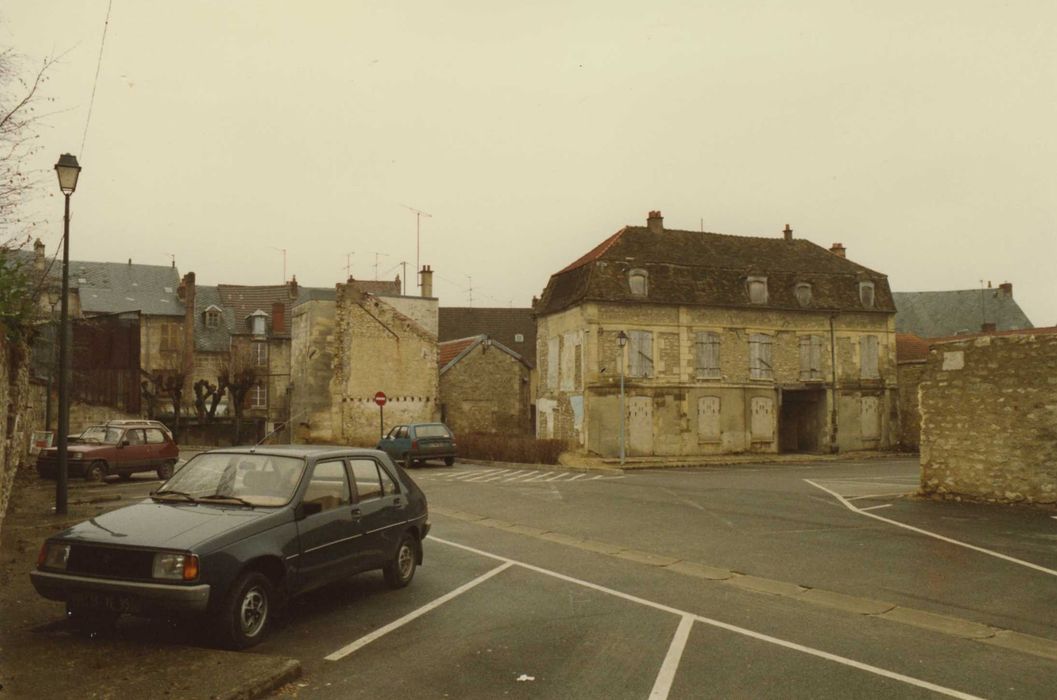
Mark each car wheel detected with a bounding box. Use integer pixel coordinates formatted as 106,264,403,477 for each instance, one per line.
84,461,107,482
383,532,418,589
156,460,176,481
403,453,414,470
217,570,273,649
66,602,119,633
444,456,455,467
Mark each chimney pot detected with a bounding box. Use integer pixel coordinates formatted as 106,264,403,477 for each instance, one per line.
830,243,846,258
420,265,434,298
783,224,793,241
647,210,663,234
288,274,299,299
998,282,1012,297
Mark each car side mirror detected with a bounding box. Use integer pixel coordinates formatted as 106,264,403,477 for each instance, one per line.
296,501,323,520
120,440,130,448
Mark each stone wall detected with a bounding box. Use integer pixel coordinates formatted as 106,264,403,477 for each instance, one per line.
290,300,338,443
920,335,1057,504
896,361,925,450
440,343,530,435
0,336,31,539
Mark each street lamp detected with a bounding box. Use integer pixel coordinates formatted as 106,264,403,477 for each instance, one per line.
54,153,81,516
617,330,628,466
44,288,60,433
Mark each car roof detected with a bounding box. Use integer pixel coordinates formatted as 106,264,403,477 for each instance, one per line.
201,445,391,461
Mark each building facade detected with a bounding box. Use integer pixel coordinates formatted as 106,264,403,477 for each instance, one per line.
439,335,532,435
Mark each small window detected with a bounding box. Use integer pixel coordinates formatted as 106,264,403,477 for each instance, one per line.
251,383,267,409
379,466,398,496
747,277,768,304
145,428,166,444
254,342,268,367
125,429,145,445
349,459,383,500
628,269,648,296
799,335,824,381
304,460,350,512
859,281,875,308
749,333,773,380
795,283,812,307
205,309,221,329
514,333,524,343
627,330,654,378
160,323,181,352
249,310,267,336
694,331,721,379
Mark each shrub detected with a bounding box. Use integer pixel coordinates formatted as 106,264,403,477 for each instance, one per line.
457,432,567,465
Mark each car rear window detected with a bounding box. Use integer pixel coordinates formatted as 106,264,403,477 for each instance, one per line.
415,424,451,438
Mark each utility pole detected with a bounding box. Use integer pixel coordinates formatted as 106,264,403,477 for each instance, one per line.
400,204,432,287
400,261,408,295
466,275,473,307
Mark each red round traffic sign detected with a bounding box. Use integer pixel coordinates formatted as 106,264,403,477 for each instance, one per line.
374,391,387,407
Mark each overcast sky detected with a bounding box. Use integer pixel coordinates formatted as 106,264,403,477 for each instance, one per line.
4,1,1055,324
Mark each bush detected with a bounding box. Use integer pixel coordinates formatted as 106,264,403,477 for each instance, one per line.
457,433,567,465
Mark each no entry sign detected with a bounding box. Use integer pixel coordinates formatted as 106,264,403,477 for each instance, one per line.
374,391,387,407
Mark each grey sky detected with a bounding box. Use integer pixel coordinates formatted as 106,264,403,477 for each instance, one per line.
4,1,1055,324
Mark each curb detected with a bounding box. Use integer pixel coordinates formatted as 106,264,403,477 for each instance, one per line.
215,658,302,700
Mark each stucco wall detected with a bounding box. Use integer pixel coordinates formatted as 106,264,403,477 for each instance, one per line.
440,344,530,434
920,335,1057,504
290,300,339,443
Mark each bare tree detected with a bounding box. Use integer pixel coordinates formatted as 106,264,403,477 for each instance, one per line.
218,345,262,444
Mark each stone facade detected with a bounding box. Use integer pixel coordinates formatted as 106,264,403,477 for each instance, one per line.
440,339,531,435
0,336,31,538
920,334,1057,504
896,361,926,450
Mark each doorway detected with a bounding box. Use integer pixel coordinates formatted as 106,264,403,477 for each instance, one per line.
779,389,826,453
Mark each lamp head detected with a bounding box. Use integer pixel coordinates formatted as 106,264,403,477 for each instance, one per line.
54,154,81,195
616,330,628,348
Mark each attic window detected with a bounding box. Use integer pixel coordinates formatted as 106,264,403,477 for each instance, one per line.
795,283,812,307
859,281,875,308
248,310,268,337
204,309,221,329
628,269,648,296
747,277,768,304
514,333,524,343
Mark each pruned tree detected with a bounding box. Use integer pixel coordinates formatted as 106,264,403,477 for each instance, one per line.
193,378,226,422
218,345,262,444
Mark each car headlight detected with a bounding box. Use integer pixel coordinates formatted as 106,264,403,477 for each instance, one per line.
152,552,200,581
38,542,71,570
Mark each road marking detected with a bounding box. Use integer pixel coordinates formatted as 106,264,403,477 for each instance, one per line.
464,469,512,482
448,469,504,481
860,504,893,511
501,470,536,482
649,615,694,699
805,479,1057,578
846,493,909,501
432,537,984,700
324,561,514,661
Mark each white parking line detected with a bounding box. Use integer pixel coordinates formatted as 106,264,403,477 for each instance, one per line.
464,469,512,482
447,469,504,481
649,615,694,699
805,479,1057,578
430,537,984,700
501,470,536,482
324,561,514,661
859,503,893,511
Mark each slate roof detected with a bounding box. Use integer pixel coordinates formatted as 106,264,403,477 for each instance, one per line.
439,307,537,366
893,288,1033,338
194,283,335,353
536,224,895,317
438,334,530,375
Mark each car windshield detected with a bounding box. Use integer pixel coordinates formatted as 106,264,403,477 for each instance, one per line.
157,453,306,507
416,424,451,438
79,427,122,444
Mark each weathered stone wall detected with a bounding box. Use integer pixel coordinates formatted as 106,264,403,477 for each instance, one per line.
378,296,439,337
537,301,897,457
920,335,1057,504
290,300,339,443
0,336,31,539
140,315,185,375
897,361,925,451
440,344,530,435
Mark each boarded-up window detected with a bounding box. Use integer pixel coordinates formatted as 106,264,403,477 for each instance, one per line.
750,396,774,440
859,281,875,308
697,396,721,442
747,277,768,304
861,396,880,439
628,269,648,296
695,331,721,379
795,283,812,307
560,332,578,391
547,336,559,389
860,335,879,379
749,333,773,380
799,335,824,381
628,330,654,378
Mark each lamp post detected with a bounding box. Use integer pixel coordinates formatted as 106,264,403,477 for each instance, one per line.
54,153,81,516
44,289,60,433
617,330,628,466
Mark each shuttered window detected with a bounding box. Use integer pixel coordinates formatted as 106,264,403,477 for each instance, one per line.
695,331,721,379
749,333,773,380
799,335,824,381
547,337,559,389
860,335,880,379
628,330,654,378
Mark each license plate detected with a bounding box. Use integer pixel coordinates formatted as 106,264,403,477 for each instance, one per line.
72,591,141,614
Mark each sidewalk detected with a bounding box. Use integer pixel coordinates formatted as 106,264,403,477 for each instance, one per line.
557,448,918,473
0,469,300,699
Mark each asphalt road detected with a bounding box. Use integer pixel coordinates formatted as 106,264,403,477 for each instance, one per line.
251,457,1057,699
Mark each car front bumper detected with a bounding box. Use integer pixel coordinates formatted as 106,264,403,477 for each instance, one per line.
30,570,211,613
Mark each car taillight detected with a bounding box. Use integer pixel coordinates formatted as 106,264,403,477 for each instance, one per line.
412,440,418,450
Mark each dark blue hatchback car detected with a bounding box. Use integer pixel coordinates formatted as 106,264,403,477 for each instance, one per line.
31,445,429,649
376,422,457,468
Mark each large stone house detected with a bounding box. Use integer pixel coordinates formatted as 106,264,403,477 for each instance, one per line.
534,211,898,458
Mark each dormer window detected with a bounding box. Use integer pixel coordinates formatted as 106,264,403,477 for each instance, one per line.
248,309,268,337
628,269,648,297
747,276,768,304
795,283,812,307
859,281,875,308
203,305,222,329
514,333,524,343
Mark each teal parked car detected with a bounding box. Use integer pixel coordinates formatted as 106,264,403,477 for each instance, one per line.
377,423,456,468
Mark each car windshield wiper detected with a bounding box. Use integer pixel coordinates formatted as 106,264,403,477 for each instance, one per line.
150,489,197,503
197,494,255,507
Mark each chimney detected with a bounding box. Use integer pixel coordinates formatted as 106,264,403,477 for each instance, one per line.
783,224,793,241
981,322,997,333
272,302,285,334
830,243,846,258
647,210,663,234
180,272,196,379
998,282,1012,297
33,239,45,272
288,274,299,299
420,265,434,298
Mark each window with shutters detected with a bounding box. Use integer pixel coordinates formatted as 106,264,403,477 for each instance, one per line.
159,323,180,353
749,333,773,380
860,335,880,379
628,330,654,378
546,336,559,389
697,396,721,442
799,335,824,381
694,331,721,379
750,396,774,440
747,277,768,304
861,396,880,439
859,281,875,308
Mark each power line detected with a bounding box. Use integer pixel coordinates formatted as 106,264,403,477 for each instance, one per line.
80,0,114,157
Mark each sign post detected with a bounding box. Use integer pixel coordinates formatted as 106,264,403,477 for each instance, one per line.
374,391,387,439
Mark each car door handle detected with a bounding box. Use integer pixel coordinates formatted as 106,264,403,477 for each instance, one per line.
350,508,362,517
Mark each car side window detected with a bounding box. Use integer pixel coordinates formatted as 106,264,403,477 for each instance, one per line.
349,459,383,501
303,460,350,512
125,429,145,445
379,465,398,495
145,428,165,444
396,426,409,439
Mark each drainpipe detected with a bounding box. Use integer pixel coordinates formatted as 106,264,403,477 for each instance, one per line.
829,313,839,453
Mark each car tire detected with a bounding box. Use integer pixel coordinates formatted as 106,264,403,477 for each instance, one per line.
84,461,107,482
383,532,418,589
403,453,414,470
444,456,455,466
156,460,176,481
66,602,119,633
216,570,273,650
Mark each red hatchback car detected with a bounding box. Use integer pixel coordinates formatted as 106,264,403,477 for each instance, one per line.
36,421,180,482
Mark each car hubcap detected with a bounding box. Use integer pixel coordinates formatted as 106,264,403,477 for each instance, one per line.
240,587,267,637
398,543,414,579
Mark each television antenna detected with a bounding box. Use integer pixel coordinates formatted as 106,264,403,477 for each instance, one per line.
400,204,432,287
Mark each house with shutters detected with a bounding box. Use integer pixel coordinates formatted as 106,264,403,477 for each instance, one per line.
533,211,898,458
